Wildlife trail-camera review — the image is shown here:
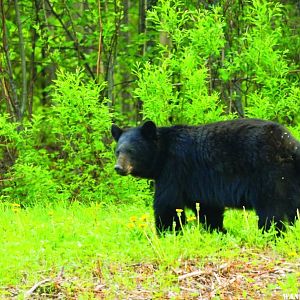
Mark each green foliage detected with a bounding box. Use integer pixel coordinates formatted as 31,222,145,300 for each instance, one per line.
1,71,111,204
135,1,229,125
1,0,300,124
219,0,300,122
134,0,299,126
1,0,300,206
48,69,111,202
0,70,154,206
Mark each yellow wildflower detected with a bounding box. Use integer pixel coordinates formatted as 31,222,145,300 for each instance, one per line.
176,209,184,231
140,214,148,222
130,216,137,222
138,223,147,229
176,209,183,218
288,251,297,257
127,222,135,229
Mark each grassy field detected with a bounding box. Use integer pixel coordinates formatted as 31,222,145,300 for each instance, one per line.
0,201,299,299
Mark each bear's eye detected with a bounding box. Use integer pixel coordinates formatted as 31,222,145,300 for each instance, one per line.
126,148,134,155
115,149,120,156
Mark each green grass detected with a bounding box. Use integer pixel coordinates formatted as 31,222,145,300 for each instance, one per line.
0,202,299,298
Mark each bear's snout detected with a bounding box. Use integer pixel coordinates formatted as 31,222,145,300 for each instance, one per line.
114,153,133,176
114,164,127,176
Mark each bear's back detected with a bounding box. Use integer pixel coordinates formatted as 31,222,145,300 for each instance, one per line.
158,119,299,174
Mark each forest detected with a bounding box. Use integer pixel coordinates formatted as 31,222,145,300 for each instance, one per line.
0,0,300,298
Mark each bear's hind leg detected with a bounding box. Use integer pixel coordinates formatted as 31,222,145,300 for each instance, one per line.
287,208,300,227
257,211,285,234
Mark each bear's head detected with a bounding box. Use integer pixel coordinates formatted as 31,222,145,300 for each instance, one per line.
111,121,158,179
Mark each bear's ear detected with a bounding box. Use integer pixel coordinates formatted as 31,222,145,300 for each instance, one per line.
111,124,123,141
141,121,157,140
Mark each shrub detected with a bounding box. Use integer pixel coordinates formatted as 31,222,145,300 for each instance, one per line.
134,1,229,125
1,71,111,205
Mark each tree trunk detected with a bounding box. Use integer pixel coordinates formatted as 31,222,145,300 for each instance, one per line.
14,0,27,120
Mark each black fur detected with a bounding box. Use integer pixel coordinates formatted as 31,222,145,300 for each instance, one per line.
111,119,300,234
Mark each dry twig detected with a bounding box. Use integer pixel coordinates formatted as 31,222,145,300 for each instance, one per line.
24,267,64,298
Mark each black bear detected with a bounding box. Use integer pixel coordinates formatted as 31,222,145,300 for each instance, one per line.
111,119,300,233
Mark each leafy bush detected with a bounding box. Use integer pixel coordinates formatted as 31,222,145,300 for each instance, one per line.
218,0,300,123
0,70,155,206
48,69,112,202
1,71,109,204
134,1,229,125
133,0,299,126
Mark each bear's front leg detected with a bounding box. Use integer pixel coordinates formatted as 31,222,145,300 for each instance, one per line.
153,193,186,234
154,204,186,234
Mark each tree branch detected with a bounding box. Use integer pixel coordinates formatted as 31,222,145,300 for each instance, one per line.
45,0,95,79
96,0,103,79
